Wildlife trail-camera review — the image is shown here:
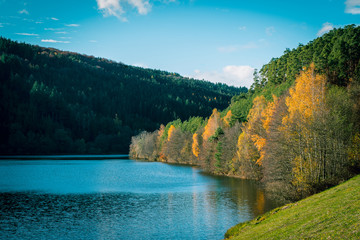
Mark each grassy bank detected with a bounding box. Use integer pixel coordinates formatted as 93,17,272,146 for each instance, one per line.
225,175,360,239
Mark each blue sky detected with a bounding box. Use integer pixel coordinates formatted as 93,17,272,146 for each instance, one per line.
0,0,359,88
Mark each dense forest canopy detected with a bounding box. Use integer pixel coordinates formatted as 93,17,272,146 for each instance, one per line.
0,37,246,154
130,24,360,202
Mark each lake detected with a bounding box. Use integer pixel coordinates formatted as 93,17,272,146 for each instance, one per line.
0,158,279,240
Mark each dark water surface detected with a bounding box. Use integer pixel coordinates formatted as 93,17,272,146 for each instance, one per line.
0,158,279,239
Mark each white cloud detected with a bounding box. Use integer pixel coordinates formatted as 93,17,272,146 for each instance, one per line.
345,0,360,14
266,26,275,36
317,22,334,36
65,24,80,27
191,65,254,88
55,32,68,34
44,28,64,31
128,0,151,14
238,26,246,31
97,0,125,19
51,17,59,21
16,33,38,36
41,39,70,43
89,40,98,43
96,0,151,20
19,9,29,15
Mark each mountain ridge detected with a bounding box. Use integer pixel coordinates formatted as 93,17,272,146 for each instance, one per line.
0,36,246,154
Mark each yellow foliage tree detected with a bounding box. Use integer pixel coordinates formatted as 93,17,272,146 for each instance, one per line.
202,108,221,141
283,63,326,126
247,96,267,166
281,63,327,193
235,95,278,168
235,130,262,179
261,95,278,133
223,110,232,127
192,133,200,157
167,125,176,141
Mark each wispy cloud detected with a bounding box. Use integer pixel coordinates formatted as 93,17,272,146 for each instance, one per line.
44,28,64,31
41,39,70,43
345,0,360,14
218,45,238,53
55,31,68,34
0,22,11,28
51,17,59,21
130,0,151,14
65,24,80,27
89,40,98,43
18,9,29,15
266,26,275,36
317,22,334,36
16,33,39,36
96,0,151,20
192,65,254,88
238,26,246,31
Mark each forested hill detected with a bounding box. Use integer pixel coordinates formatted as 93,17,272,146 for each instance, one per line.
130,24,360,202
0,37,246,154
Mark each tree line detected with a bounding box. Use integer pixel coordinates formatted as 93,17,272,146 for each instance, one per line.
130,25,360,201
0,37,246,154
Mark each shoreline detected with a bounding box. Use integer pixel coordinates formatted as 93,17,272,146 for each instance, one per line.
0,154,129,160
131,156,254,180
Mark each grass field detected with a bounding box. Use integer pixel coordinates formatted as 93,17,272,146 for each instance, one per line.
225,175,360,239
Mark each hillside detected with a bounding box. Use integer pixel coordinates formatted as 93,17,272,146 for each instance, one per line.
130,24,360,201
224,174,360,239
0,37,246,154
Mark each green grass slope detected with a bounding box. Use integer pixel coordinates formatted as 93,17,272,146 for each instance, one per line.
225,175,360,240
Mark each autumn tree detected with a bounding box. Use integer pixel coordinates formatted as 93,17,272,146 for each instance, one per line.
222,110,232,127
219,122,242,175
192,133,200,158
129,130,158,160
233,96,269,179
167,125,176,141
202,109,221,141
261,95,296,201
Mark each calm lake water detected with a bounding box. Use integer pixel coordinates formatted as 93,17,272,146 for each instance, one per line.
0,158,279,240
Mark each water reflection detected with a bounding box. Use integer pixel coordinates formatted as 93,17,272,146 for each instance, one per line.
0,159,279,239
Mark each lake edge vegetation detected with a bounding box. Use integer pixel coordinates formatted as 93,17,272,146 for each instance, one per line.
130,24,360,202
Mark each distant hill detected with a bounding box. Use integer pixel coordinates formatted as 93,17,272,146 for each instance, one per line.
0,37,246,154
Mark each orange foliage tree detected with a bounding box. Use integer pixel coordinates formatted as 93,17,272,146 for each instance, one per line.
202,109,221,141
222,110,232,127
167,125,176,141
234,96,269,179
192,133,200,157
